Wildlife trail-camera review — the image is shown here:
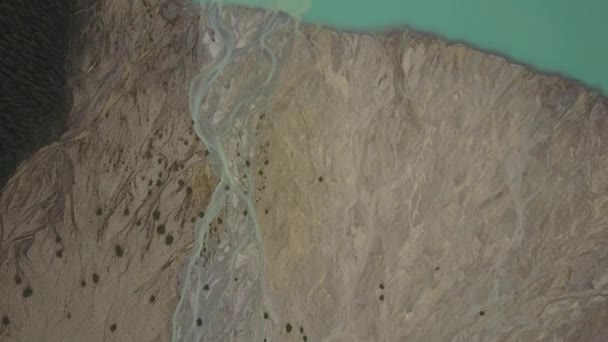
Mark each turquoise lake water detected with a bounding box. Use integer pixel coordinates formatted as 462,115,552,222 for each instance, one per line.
203,0,608,95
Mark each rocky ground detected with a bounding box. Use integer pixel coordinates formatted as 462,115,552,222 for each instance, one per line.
1,1,607,341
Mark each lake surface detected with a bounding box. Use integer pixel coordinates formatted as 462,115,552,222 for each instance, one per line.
201,0,608,94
